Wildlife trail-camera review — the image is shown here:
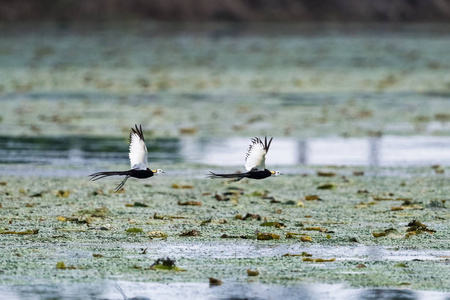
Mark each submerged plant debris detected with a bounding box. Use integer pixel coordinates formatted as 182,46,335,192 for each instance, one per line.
149,257,186,272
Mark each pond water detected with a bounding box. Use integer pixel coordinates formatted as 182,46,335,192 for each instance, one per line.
1,23,450,298
1,135,449,177
1,281,448,300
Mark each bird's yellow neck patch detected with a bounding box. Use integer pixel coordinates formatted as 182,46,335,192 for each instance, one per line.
270,171,275,174
152,169,157,173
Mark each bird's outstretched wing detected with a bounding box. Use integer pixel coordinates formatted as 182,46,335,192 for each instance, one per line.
244,136,273,171
129,124,148,170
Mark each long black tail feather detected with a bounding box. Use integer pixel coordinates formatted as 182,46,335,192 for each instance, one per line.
89,171,131,192
207,171,246,181
89,171,130,181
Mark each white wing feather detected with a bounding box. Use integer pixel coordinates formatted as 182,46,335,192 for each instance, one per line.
129,128,148,170
244,138,267,171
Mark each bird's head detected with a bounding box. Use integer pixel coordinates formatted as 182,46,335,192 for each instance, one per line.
270,170,282,176
152,169,164,175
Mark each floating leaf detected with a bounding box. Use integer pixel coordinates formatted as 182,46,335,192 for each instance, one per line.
395,263,408,268
153,213,185,220
317,171,336,177
247,269,259,276
304,227,327,232
300,236,313,242
314,258,336,263
283,200,295,205
179,127,198,135
286,232,304,239
91,189,105,196
200,218,212,226
148,231,168,238
282,252,312,257
356,263,366,268
221,234,249,239
355,202,377,209
372,228,401,238
126,202,149,207
305,195,321,201
236,213,262,221
209,277,222,286
177,200,202,206
179,229,201,237
56,261,76,269
372,195,394,201
126,227,143,233
317,183,337,190
76,207,109,218
248,190,268,197
303,257,335,263
56,216,88,224
56,190,70,198
172,183,194,189
93,254,104,258
434,167,445,174
56,262,66,269
0,229,39,235
406,219,436,235
214,193,229,201
392,204,423,211
30,192,43,197
257,233,280,240
260,221,285,228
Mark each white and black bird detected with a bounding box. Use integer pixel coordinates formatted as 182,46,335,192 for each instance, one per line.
89,124,163,192
208,136,281,181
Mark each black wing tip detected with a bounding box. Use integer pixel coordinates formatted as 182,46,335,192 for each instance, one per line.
249,136,273,149
130,124,145,141
265,136,273,152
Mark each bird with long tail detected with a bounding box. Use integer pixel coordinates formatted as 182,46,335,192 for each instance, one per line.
89,124,163,192
208,136,281,181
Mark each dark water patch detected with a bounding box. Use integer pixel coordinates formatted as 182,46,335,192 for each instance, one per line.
0,281,447,300
0,135,181,166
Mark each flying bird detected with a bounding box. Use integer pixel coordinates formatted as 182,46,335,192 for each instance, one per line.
208,136,281,181
89,124,163,192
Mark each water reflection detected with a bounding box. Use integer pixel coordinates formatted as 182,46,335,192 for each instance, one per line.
0,281,448,300
186,136,450,167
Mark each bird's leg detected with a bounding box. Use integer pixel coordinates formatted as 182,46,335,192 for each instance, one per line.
115,175,130,192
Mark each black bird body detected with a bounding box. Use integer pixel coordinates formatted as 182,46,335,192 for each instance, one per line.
208,136,280,181
90,168,154,180
89,125,162,192
208,169,272,181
